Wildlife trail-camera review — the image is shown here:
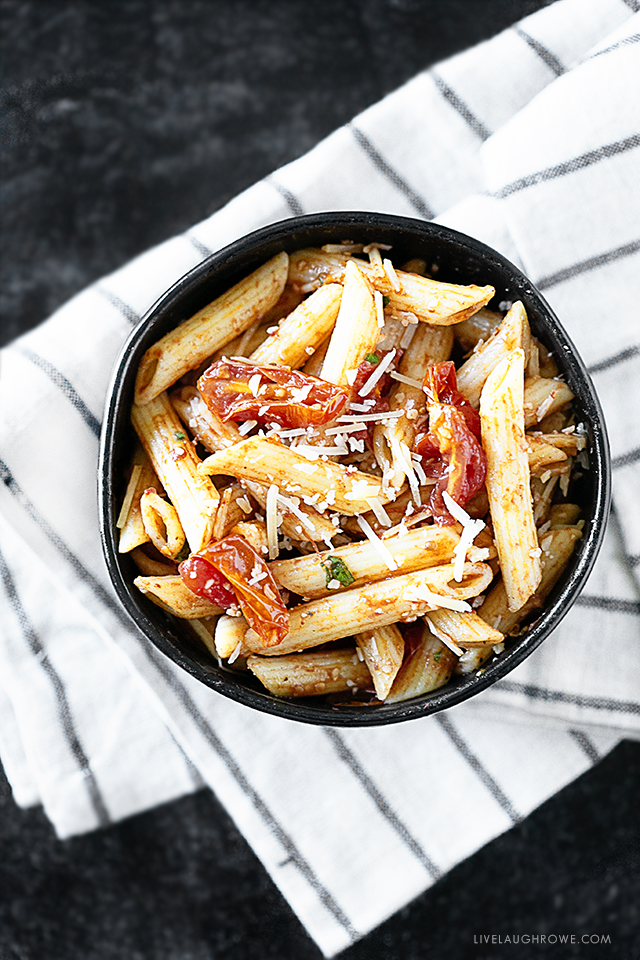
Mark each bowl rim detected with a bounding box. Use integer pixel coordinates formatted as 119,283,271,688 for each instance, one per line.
99,211,611,726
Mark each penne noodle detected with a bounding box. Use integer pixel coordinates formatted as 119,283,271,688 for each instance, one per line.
424,608,504,649
479,525,582,635
198,436,394,515
454,307,503,353
229,520,268,554
386,622,458,702
456,300,530,408
188,617,221,660
320,260,379,386
118,445,158,553
135,252,289,404
373,323,454,487
525,434,568,474
134,574,223,618
523,376,574,428
480,348,541,612
288,249,495,325
454,645,494,675
212,483,250,541
140,488,186,559
548,503,581,528
355,624,404,700
131,392,221,553
215,614,249,658
247,649,372,698
249,283,343,369
269,525,461,599
242,562,494,656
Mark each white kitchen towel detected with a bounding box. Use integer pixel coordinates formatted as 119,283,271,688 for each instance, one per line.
1,0,640,954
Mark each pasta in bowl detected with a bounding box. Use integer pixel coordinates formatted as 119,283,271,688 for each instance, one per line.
100,213,610,725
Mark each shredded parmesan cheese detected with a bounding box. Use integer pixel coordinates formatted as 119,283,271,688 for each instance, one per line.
383,258,401,291
266,484,280,559
357,515,398,570
365,497,392,527
374,289,385,328
228,640,243,664
402,588,472,613
238,419,257,436
390,371,423,389
358,349,397,397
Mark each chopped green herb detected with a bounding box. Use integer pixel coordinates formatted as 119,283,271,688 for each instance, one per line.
365,353,380,365
175,542,190,563
434,648,443,663
321,555,356,588
382,295,390,307
174,431,186,441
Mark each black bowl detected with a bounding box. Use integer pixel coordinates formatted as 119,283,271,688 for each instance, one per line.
99,212,610,726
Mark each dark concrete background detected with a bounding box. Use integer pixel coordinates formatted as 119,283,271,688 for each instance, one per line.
2,1,639,957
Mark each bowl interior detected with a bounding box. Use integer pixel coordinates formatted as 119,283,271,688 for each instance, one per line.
100,212,610,726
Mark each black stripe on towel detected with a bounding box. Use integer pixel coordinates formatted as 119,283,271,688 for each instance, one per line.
324,728,441,880
628,554,640,567
496,680,640,717
186,234,213,258
0,544,111,827
514,28,564,76
435,714,521,824
620,0,640,13
612,445,640,470
536,237,640,290
588,343,640,374
494,132,640,198
143,646,359,942
431,73,491,141
569,730,601,765
21,349,101,438
588,32,640,60
575,594,640,615
96,287,140,324
0,460,357,939
349,125,434,219
266,177,305,216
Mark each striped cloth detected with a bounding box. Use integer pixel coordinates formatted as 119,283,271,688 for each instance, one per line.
1,0,640,954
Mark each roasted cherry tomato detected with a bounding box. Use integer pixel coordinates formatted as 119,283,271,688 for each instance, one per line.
198,360,349,430
180,534,288,647
415,362,486,523
178,556,237,608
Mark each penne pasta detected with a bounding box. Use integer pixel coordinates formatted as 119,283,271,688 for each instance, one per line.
140,487,186,560
134,574,222,618
249,282,343,369
288,249,495,325
523,376,574,428
247,649,372,698
355,625,405,700
424,608,504,649
480,349,541,612
456,300,530,408
198,436,394,515
373,323,454,488
131,392,221,553
242,562,494,656
118,445,158,553
268,525,461,599
479,525,582,636
320,260,379,387
135,252,289,404
386,622,458,702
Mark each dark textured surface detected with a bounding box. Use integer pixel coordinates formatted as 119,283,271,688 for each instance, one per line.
2,1,639,958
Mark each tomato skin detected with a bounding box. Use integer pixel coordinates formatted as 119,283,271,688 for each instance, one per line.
198,360,349,429
415,362,487,524
178,556,237,607
423,361,481,439
186,535,289,648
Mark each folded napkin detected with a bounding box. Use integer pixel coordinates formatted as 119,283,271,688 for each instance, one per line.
2,0,640,954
